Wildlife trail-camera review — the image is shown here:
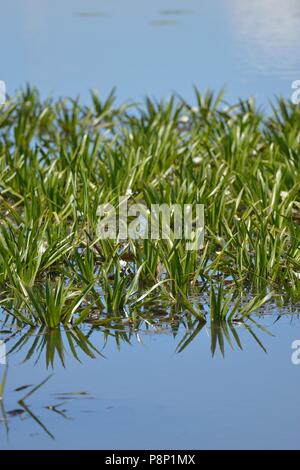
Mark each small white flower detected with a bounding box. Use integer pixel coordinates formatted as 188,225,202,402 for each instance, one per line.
192,156,202,164
280,191,288,200
39,241,48,255
179,115,189,124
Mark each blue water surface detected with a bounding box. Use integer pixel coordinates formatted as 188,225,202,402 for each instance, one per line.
1,0,300,104
1,0,300,450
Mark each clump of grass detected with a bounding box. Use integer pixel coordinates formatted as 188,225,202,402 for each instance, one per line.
0,87,299,328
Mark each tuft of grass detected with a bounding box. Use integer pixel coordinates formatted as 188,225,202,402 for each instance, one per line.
0,87,299,330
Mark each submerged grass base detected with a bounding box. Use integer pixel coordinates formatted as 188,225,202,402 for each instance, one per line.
0,87,299,328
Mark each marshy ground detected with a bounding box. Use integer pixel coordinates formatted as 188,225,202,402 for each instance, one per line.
0,88,299,327
0,87,300,449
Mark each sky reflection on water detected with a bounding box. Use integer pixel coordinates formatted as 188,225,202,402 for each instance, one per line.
1,312,300,449
1,0,300,104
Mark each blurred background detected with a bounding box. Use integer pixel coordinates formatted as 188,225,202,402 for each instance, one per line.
1,0,300,104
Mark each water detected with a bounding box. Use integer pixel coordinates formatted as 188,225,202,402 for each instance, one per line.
1,0,300,450
1,311,300,449
1,0,300,104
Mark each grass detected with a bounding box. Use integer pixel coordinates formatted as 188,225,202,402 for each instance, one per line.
0,87,299,329
0,365,7,400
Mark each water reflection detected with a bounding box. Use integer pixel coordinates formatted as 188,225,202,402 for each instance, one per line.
3,0,300,103
0,317,273,442
3,315,274,367
231,0,300,78
0,370,93,442
1,312,300,448
1,372,54,441
6,326,101,368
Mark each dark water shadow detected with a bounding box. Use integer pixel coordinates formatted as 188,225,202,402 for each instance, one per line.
159,9,193,16
74,12,107,18
0,371,93,443
149,20,178,27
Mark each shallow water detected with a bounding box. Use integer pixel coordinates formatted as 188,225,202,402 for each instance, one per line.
1,309,300,450
1,0,300,450
1,0,300,103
